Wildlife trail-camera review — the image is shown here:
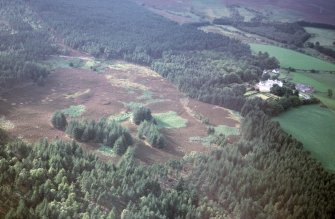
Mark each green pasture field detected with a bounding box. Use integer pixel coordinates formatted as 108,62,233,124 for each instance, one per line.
250,43,335,71
274,105,335,172
305,27,335,49
108,112,131,123
280,71,335,110
153,111,187,129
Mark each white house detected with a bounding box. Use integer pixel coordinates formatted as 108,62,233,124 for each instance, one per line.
272,69,280,74
262,69,280,75
256,79,283,92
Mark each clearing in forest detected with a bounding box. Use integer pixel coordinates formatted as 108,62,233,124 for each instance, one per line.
0,55,240,164
153,111,188,129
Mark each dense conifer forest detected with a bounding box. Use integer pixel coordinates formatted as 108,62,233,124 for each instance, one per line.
0,0,335,218
1,112,334,218
0,0,57,85
29,0,280,110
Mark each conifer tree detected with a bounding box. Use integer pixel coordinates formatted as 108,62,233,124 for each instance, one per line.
114,136,127,155
133,107,153,125
51,111,67,130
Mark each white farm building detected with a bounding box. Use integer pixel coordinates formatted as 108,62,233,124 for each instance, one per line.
256,79,283,92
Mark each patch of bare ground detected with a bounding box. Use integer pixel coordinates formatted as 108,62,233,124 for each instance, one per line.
0,55,240,163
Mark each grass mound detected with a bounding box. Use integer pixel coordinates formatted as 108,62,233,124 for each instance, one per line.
98,145,116,157
62,105,86,117
153,111,187,129
215,125,239,136
108,112,132,123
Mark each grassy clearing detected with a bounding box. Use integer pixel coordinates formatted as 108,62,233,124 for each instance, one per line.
108,62,132,71
215,125,239,136
136,90,166,106
98,145,116,157
106,75,148,90
189,124,239,147
137,90,153,101
45,57,80,69
250,43,335,71
47,56,109,72
226,109,242,124
305,27,335,49
274,105,335,171
108,61,160,77
125,102,144,111
108,112,131,123
153,111,187,129
62,105,86,117
189,135,214,147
